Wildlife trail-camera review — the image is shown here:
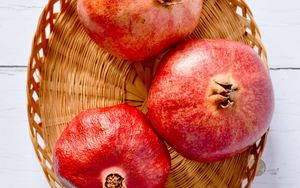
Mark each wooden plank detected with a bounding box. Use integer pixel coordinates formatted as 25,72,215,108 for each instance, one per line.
252,69,300,188
0,67,48,187
0,0,47,66
247,0,300,68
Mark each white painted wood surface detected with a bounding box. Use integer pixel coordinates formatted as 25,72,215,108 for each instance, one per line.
0,68,49,188
247,0,300,68
0,0,299,187
0,0,46,66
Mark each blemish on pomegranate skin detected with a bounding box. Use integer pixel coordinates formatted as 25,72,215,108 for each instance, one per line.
157,0,183,6
128,19,133,34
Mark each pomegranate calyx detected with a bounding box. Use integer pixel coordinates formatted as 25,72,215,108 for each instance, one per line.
157,0,183,6
207,76,238,110
105,173,125,188
214,81,238,108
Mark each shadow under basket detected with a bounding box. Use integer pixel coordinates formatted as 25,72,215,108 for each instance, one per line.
27,0,269,187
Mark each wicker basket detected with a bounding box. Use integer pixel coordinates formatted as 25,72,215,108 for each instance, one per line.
27,0,269,187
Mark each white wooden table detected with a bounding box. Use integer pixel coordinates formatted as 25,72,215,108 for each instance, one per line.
0,0,299,187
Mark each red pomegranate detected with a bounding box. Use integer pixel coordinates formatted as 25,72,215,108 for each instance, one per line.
77,0,203,62
53,104,170,188
147,39,274,162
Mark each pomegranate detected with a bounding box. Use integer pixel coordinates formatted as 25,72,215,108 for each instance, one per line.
53,104,170,188
147,39,274,162
77,0,203,62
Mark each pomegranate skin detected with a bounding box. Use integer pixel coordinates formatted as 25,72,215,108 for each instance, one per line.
77,0,203,62
53,104,170,188
147,39,274,162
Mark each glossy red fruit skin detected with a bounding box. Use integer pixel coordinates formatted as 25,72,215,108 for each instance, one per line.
77,0,203,62
147,39,274,162
53,104,170,188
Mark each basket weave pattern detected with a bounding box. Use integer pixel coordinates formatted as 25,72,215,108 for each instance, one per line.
27,0,268,187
